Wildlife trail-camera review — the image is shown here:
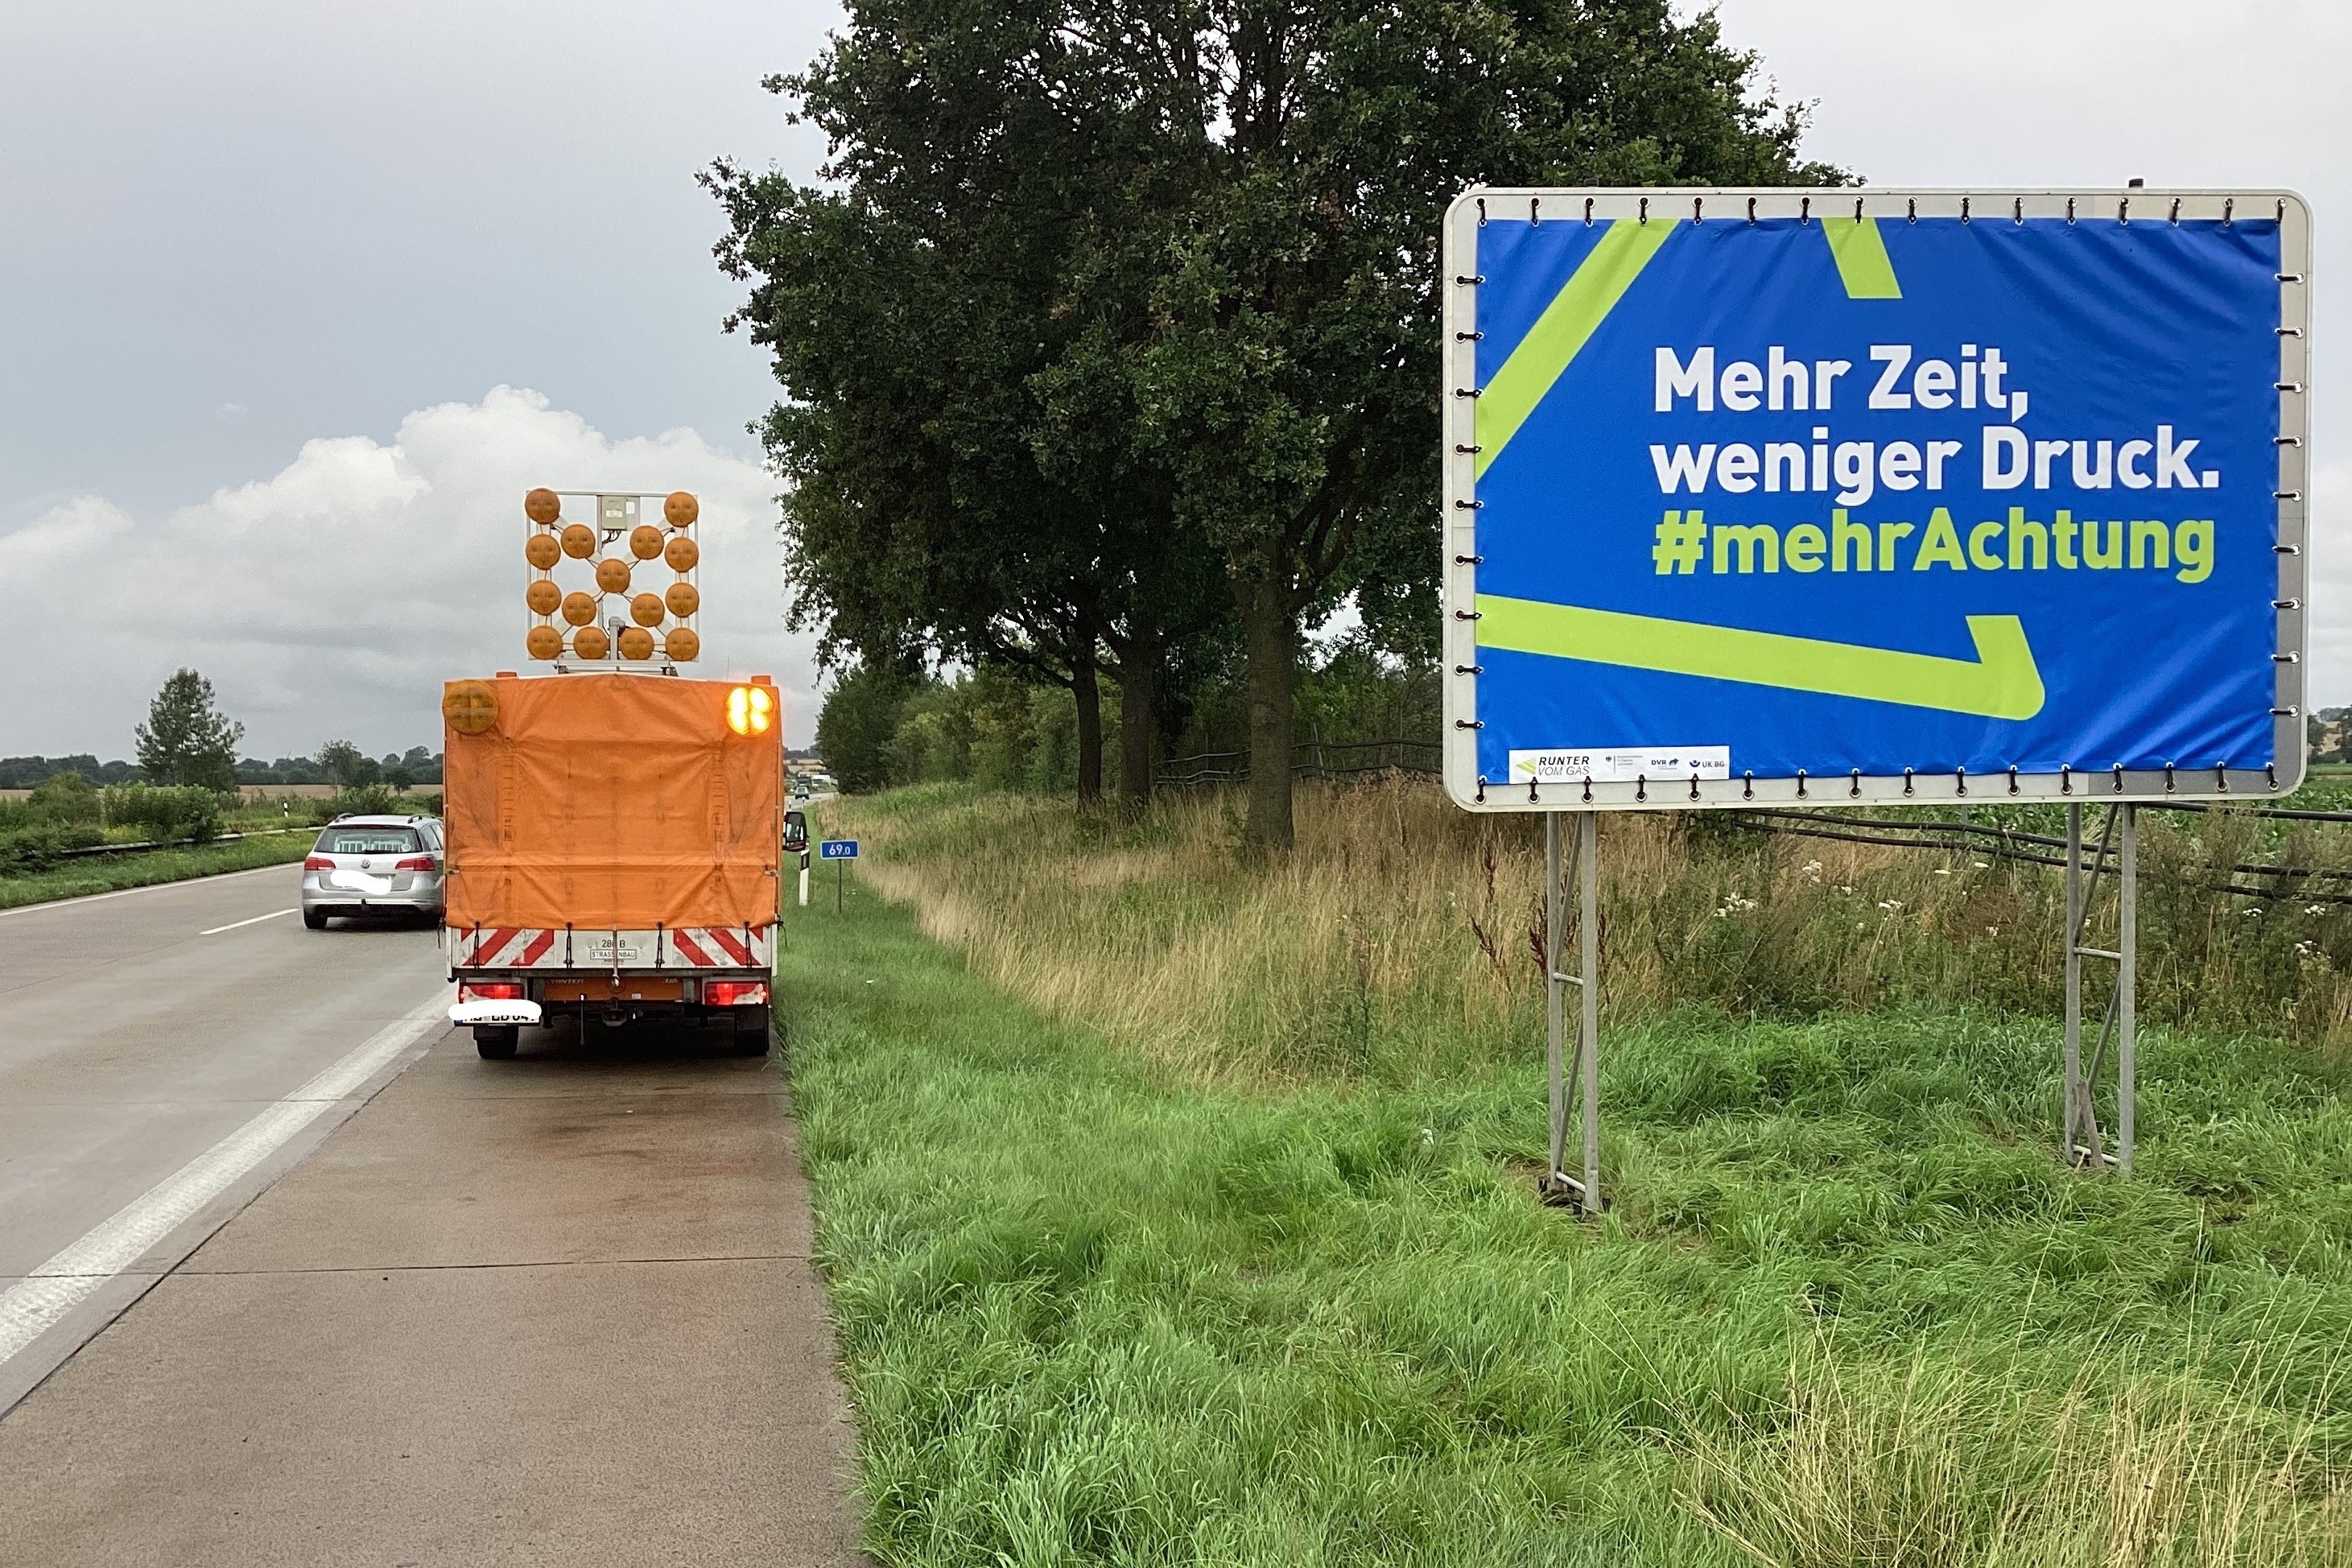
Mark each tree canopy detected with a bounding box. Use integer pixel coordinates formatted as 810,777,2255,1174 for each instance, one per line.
134,670,243,793
716,0,1839,838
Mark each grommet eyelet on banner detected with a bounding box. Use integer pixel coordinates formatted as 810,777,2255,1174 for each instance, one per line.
2112,764,2124,793
2007,765,2020,796
1452,553,1483,565
1529,196,1540,225
1693,196,1704,223
2164,763,2177,794
1454,442,1482,453
1453,498,1483,510
2217,765,2230,793
2014,197,2025,225
1453,330,1483,342
1854,197,1865,222
1583,197,1595,225
1902,767,1914,797
1582,776,1592,804
2169,198,2181,225
2223,198,2234,225
1960,196,1971,224
1453,388,1479,399
1475,197,1486,226
1906,198,1917,224
1529,776,1540,803
1688,773,1700,801
1798,196,1810,225
1454,718,1483,729
2119,197,2129,225
2268,764,2280,791
1635,775,1647,802
1638,197,1649,224
1743,771,1754,801
1746,196,1756,225
1475,775,1487,803
1452,609,1481,621
1451,663,1483,675
2065,196,2076,225
1795,769,1808,798
1955,766,1967,797
2060,764,2073,794
1454,273,1485,286
1850,769,1862,798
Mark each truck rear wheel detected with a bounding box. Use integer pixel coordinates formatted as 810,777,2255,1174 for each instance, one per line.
474,1025,518,1059
732,1006,771,1056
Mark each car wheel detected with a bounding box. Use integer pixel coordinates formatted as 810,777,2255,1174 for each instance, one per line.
732,1006,772,1056
474,1025,518,1059
303,908,328,930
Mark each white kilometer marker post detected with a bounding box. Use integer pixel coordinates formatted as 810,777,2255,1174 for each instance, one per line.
0,995,449,1370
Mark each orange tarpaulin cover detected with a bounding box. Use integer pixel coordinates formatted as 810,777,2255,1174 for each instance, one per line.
443,674,781,930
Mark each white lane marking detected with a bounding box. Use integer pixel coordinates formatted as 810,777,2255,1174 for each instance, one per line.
0,993,451,1369
200,908,299,936
0,863,295,922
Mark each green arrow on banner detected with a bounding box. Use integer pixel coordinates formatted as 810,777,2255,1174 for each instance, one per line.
1475,596,2046,720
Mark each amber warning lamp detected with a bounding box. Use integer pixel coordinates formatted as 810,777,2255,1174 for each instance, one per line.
520,488,701,667
726,683,774,737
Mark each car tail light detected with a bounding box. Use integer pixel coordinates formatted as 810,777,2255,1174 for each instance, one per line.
460,981,526,1002
705,980,769,1007
393,855,437,872
303,855,334,870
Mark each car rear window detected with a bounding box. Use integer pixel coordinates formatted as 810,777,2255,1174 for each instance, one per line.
317,827,420,855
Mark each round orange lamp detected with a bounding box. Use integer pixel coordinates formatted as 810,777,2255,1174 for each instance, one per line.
664,581,700,618
524,488,562,524
664,626,700,662
560,591,598,627
664,535,699,572
559,522,596,559
525,533,561,569
664,492,699,526
571,625,610,660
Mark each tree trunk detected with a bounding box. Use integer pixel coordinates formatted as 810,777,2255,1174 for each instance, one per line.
1071,648,1104,807
1240,576,1296,852
1117,643,1157,816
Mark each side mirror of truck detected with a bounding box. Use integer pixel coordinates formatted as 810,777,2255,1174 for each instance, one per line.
782,811,808,852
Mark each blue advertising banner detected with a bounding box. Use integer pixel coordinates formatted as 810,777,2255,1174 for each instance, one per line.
1441,190,2309,811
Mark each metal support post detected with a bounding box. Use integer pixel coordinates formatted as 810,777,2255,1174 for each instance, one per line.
1541,810,1602,1215
2117,806,2137,1176
1577,810,1601,1210
2061,803,2133,1174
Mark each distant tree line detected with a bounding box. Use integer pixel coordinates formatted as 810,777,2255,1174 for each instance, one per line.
712,0,1836,843
6,668,442,792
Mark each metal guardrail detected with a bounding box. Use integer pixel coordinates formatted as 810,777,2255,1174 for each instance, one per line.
50,825,315,860
1154,741,2352,902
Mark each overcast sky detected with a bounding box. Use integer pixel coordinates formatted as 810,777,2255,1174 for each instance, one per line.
0,1,2343,760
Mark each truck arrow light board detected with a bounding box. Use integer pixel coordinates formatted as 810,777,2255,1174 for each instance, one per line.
1442,188,2310,811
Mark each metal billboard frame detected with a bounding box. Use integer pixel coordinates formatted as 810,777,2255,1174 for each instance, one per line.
1439,187,2312,1214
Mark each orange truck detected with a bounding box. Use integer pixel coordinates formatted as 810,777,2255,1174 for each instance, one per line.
437,670,790,1058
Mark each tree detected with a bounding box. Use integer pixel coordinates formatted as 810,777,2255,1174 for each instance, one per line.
815,664,922,794
318,740,381,790
720,0,1836,844
134,670,243,792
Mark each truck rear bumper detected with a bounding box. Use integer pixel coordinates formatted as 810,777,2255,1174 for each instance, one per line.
447,924,775,974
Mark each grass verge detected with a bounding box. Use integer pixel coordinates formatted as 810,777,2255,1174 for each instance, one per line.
0,830,313,911
780,819,2352,1566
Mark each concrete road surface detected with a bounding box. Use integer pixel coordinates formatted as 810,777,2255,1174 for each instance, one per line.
0,870,861,1566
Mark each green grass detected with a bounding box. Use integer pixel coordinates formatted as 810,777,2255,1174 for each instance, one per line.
0,829,314,910
779,862,2352,1566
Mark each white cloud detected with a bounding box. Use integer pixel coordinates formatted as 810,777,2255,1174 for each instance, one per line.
0,388,818,759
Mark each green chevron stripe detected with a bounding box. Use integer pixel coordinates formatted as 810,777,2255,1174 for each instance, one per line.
1823,215,1901,299
1475,219,1679,477
1475,596,2045,720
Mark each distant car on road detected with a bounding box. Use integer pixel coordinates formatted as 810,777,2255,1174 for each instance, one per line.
301,815,445,929
790,775,811,799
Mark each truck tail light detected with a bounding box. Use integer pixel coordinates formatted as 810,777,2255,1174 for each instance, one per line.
393,855,438,872
460,981,526,1002
705,980,768,1007
303,855,334,870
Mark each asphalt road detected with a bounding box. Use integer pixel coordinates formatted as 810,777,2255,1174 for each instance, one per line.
0,869,860,1566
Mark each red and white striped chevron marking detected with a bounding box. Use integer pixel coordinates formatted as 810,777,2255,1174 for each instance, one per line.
454,925,772,971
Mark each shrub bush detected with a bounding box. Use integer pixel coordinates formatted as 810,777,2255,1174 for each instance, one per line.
101,785,221,845
0,822,105,874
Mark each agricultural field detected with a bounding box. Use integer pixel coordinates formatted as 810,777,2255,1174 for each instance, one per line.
778,781,2352,1566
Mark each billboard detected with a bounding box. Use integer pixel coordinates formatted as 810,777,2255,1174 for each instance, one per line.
1441,189,2309,811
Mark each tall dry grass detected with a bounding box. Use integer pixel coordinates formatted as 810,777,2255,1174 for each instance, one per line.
835,778,2352,1084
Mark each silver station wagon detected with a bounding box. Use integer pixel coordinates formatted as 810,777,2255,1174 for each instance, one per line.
300,815,446,928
